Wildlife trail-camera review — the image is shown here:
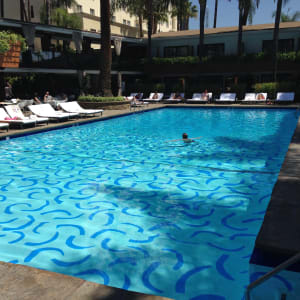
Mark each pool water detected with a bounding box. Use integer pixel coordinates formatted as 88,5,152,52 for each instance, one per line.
0,108,298,300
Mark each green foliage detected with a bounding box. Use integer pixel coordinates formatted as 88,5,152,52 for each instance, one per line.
252,81,298,99
148,51,300,65
78,95,125,102
151,56,200,64
0,31,26,54
52,8,83,29
40,5,83,29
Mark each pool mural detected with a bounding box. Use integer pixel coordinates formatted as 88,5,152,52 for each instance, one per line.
0,108,299,300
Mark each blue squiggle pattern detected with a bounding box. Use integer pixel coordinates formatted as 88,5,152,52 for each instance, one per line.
0,108,298,300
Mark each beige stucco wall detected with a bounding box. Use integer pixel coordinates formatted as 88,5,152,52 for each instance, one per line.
2,0,177,38
3,0,42,22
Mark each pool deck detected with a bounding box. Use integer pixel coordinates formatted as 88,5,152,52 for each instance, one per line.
0,102,300,298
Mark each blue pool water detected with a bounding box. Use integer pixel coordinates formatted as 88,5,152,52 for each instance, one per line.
0,108,299,300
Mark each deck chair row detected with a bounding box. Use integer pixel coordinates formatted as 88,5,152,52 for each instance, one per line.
0,102,103,130
129,92,295,103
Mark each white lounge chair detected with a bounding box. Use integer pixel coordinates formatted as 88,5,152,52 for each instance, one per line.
5,105,49,125
186,92,212,103
165,93,184,102
0,108,36,128
215,93,236,103
143,93,164,102
274,92,295,103
28,104,79,121
241,93,267,103
0,123,9,131
59,101,103,117
129,93,143,100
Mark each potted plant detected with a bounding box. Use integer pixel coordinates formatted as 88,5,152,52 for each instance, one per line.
0,31,26,68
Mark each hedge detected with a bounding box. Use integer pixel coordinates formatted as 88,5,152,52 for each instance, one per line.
253,82,299,99
148,51,300,65
78,95,125,102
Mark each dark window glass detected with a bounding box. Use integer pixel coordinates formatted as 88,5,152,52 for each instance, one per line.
164,46,193,57
263,39,294,53
197,43,225,56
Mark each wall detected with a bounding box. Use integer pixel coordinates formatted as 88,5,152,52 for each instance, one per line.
152,27,300,57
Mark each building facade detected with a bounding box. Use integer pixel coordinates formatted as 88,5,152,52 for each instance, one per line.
0,0,177,38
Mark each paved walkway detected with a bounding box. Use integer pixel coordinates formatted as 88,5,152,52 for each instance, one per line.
0,103,299,299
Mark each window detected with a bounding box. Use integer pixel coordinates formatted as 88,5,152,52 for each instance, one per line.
127,20,131,26
123,19,126,25
197,43,224,57
263,39,294,53
164,46,193,57
112,16,116,22
76,5,82,13
90,9,95,16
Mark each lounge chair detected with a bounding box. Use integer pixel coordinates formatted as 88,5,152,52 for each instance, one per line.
274,92,295,103
241,93,267,103
129,93,143,100
28,104,79,121
0,123,9,131
186,92,212,103
165,93,184,102
0,108,36,128
59,101,103,117
5,105,49,125
143,93,164,102
215,93,236,103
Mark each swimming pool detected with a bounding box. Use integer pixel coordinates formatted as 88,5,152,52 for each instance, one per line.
0,108,298,300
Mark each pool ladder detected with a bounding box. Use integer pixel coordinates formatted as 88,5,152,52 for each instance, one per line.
245,252,300,300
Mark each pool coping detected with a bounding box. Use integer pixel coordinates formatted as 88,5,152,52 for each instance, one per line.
0,103,300,297
250,109,300,272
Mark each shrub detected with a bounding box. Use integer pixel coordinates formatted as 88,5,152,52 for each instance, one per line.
78,95,124,102
253,81,298,99
0,31,26,54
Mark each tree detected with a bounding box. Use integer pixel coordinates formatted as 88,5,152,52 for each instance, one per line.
172,1,198,30
272,8,300,22
213,0,218,28
198,0,207,62
237,0,259,57
113,0,174,62
51,7,83,29
99,0,113,96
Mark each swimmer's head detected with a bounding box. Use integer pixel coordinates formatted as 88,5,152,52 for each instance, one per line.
182,133,188,139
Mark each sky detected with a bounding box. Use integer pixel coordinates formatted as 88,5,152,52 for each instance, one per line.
189,0,300,30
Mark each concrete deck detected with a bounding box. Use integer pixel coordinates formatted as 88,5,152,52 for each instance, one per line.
0,103,299,298
251,107,300,271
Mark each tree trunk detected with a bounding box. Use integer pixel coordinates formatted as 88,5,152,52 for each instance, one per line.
153,16,158,34
138,14,144,38
147,0,153,62
237,5,243,57
199,0,207,62
213,0,218,28
100,0,112,96
45,0,50,25
20,0,28,21
273,0,283,82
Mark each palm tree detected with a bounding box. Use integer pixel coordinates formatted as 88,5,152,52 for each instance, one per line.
213,0,218,28
198,0,207,62
272,0,289,81
100,0,113,96
172,1,198,30
237,0,260,57
272,8,300,22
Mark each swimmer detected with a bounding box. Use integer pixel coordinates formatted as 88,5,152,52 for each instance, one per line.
182,133,194,143
166,133,202,143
